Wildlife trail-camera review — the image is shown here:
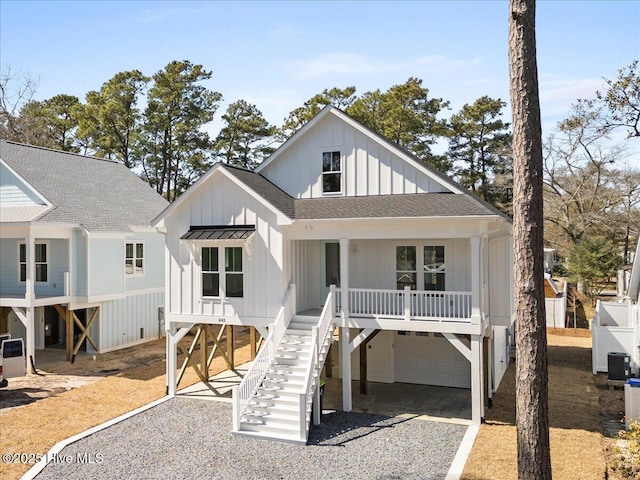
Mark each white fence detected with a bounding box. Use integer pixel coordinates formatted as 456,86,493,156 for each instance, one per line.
592,300,640,374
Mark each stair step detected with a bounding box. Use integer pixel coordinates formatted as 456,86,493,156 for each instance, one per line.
291,315,320,323
238,422,300,438
268,364,308,374
242,411,300,426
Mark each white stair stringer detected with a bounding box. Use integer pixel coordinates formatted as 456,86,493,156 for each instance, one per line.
233,314,333,444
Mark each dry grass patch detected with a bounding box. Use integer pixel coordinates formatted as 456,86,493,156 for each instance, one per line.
462,331,606,480
1,331,251,480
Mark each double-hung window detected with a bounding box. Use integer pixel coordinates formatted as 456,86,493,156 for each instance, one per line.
202,247,219,297
396,246,417,290
225,247,243,298
322,151,341,194
19,243,48,282
201,246,244,298
424,246,445,291
125,242,144,275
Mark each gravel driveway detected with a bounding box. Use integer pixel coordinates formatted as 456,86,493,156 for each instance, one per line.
35,397,467,480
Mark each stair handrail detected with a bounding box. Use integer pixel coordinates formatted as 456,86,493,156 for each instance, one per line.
298,285,335,440
232,283,296,431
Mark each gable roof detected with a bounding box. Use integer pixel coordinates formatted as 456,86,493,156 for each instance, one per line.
255,105,465,195
0,140,168,232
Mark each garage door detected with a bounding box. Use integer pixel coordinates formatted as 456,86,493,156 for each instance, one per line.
394,331,471,388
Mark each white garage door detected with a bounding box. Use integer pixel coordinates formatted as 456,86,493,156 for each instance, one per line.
394,332,471,388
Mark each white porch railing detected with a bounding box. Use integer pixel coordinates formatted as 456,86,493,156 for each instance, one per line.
232,283,296,431
299,286,335,440
335,287,472,321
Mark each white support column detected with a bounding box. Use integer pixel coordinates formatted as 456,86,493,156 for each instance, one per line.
471,334,484,424
341,327,352,411
339,238,350,320
167,323,177,396
470,237,481,324
25,307,35,374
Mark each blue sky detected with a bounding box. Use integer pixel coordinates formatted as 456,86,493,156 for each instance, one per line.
1,0,639,160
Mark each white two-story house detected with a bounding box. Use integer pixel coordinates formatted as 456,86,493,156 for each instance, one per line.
154,106,514,443
0,140,167,370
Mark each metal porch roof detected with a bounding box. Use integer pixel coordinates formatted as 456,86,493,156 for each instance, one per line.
180,225,256,240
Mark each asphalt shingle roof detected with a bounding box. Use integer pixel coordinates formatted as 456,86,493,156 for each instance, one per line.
221,163,508,221
0,140,168,231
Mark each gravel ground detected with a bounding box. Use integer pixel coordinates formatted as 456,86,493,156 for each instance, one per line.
35,397,467,480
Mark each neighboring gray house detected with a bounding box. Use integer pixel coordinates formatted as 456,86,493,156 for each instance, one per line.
0,140,167,371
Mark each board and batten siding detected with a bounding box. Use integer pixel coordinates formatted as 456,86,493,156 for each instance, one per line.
97,290,164,351
0,161,45,206
293,238,471,308
165,171,286,320
259,114,451,199
88,237,124,296
124,232,164,292
488,236,514,326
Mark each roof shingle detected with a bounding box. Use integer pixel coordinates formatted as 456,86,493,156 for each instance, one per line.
0,140,168,231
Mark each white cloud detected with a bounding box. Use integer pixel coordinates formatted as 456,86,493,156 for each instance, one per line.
285,52,484,80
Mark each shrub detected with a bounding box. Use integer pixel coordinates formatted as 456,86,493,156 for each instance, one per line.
614,417,640,478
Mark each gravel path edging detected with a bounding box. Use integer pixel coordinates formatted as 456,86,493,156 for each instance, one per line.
444,424,479,480
22,395,173,480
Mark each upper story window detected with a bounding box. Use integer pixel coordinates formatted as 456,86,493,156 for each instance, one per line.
322,151,342,194
201,246,244,298
396,246,416,290
19,243,48,282
424,246,445,291
202,247,219,297
125,242,144,275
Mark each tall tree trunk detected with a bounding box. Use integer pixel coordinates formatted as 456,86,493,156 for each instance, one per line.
508,0,552,479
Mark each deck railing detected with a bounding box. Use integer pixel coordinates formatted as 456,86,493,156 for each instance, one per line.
232,283,296,431
335,287,472,322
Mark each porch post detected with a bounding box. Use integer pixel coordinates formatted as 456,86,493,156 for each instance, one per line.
471,334,484,424
25,231,36,374
341,327,352,411
470,237,481,323
167,322,177,396
339,238,350,319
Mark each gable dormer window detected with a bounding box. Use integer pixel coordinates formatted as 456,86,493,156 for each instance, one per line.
322,151,342,194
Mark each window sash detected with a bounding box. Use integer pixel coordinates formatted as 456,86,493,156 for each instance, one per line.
396,246,417,290
125,242,144,275
19,243,48,283
322,151,342,193
424,246,445,291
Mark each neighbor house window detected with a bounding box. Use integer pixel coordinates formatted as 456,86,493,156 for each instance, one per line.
125,242,144,275
424,246,445,291
225,247,243,298
202,247,220,297
322,151,341,194
396,246,416,290
19,243,48,282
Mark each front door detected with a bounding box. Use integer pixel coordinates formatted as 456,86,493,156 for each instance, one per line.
320,242,340,306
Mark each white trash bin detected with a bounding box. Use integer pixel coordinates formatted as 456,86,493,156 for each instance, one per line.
624,378,640,428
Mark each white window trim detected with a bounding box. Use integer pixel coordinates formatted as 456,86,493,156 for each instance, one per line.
321,150,343,196
125,241,145,277
18,240,50,284
199,243,244,299
392,241,449,292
